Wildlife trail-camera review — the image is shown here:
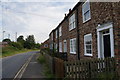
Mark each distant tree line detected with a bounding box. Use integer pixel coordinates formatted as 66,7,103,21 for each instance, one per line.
2,35,40,50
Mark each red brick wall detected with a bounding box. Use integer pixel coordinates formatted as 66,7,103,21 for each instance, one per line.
77,2,120,60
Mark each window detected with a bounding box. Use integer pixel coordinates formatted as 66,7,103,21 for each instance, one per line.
70,38,76,54
84,34,92,56
82,0,91,23
50,43,53,50
51,33,53,40
59,42,62,52
44,44,48,47
59,26,62,37
56,30,58,38
69,14,76,31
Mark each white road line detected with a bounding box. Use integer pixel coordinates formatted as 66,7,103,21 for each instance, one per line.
13,54,34,80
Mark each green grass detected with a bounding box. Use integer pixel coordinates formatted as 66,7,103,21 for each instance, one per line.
96,72,118,80
37,54,54,78
37,54,46,64
1,46,39,58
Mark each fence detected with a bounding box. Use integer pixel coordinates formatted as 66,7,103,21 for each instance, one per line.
41,49,119,79
64,58,118,79
54,57,64,78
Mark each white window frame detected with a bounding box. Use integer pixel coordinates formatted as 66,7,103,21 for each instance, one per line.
56,30,58,38
82,0,91,23
69,13,76,31
59,26,62,37
59,42,62,52
84,33,92,56
70,38,76,54
97,23,114,59
51,33,53,40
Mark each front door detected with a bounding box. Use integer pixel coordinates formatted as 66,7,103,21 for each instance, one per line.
103,32,111,58
102,29,111,58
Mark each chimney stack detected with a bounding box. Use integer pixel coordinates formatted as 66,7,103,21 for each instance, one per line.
69,9,71,13
65,14,66,17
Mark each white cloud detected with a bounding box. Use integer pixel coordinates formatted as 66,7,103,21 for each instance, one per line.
1,2,77,43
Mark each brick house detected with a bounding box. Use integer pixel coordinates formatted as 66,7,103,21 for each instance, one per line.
47,1,120,62
40,39,49,49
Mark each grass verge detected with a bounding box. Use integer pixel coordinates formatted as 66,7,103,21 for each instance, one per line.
37,54,54,78
1,46,39,58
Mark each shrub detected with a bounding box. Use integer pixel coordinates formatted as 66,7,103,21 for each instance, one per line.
9,42,23,50
38,54,46,64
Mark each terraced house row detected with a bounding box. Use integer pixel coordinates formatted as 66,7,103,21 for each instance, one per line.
42,1,120,62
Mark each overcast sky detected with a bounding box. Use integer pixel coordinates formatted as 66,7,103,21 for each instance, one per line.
0,0,78,43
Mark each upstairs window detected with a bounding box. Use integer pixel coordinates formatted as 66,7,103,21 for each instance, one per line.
59,26,62,37
70,38,76,54
84,33,92,56
82,0,91,23
69,14,76,31
51,33,53,40
56,30,58,38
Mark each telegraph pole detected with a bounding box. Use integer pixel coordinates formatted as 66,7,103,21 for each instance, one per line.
2,31,5,41
8,34,10,39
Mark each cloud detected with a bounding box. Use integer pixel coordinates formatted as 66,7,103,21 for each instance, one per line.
1,1,77,43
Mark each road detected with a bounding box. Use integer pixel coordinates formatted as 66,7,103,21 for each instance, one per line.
2,51,39,78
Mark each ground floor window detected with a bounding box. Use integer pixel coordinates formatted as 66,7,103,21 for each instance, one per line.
59,42,62,52
70,38,76,54
84,33,92,56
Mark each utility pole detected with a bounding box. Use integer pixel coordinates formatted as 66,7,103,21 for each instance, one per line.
2,31,5,41
8,34,10,39
15,32,17,42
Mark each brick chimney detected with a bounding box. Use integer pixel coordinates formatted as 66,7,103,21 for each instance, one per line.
69,9,71,13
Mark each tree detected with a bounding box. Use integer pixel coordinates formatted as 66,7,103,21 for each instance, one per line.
17,35,25,46
35,43,40,49
2,38,11,43
24,35,35,49
10,42,23,50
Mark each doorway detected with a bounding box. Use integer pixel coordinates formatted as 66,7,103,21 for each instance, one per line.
102,30,111,58
97,23,114,59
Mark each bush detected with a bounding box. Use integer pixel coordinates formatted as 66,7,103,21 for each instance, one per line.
38,54,46,64
9,42,23,50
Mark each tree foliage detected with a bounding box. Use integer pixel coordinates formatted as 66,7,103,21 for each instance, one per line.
24,35,36,49
2,38,11,43
9,42,23,50
17,35,25,45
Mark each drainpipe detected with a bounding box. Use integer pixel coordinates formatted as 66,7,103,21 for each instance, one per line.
57,28,59,54
76,8,80,60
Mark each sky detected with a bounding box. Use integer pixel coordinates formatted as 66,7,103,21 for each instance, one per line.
0,0,79,43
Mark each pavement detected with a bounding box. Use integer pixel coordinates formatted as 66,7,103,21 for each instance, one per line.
2,51,39,78
21,53,46,78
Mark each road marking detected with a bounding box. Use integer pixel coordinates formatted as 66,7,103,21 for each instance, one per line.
13,54,34,80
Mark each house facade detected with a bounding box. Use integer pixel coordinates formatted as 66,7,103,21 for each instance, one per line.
40,39,49,49
46,1,120,62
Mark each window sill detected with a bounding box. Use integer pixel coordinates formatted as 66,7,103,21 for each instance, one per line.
70,52,76,54
69,28,76,32
84,54,92,56
83,18,91,24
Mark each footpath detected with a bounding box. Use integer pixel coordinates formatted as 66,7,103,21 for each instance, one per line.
21,53,46,78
